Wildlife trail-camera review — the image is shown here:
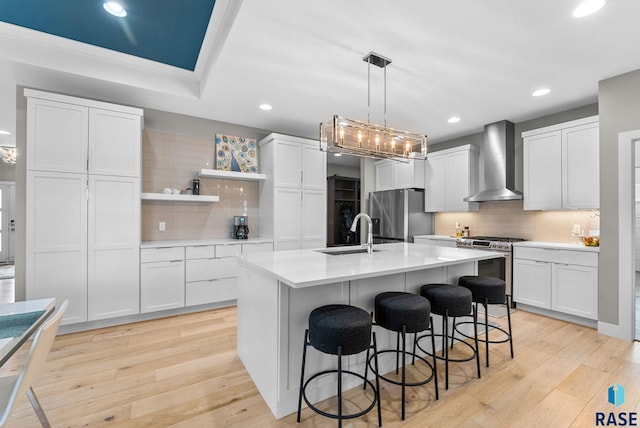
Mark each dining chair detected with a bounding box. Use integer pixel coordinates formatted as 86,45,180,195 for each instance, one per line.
0,300,68,427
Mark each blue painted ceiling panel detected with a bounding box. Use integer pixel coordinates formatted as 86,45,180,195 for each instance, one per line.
0,0,216,71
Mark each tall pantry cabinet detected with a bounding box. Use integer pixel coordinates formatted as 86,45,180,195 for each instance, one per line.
259,133,327,250
25,89,143,324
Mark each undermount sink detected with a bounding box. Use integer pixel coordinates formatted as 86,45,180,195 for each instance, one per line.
316,248,386,256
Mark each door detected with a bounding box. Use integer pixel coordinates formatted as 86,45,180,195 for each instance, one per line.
0,182,15,263
512,258,551,309
274,188,302,250
523,131,562,210
301,189,326,249
562,122,599,209
425,155,445,211
87,175,140,320
26,171,88,324
89,109,141,177
301,144,326,190
26,98,88,173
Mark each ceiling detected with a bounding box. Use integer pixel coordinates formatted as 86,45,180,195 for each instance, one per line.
1,1,639,168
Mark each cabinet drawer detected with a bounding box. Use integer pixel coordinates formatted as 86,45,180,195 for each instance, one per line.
514,247,597,267
186,278,237,306
242,242,273,254
141,247,184,263
216,244,242,258
186,257,238,282
186,245,215,259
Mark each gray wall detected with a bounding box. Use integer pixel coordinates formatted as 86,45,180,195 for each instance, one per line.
598,69,640,325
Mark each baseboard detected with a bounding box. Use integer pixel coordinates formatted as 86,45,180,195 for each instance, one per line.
597,321,632,340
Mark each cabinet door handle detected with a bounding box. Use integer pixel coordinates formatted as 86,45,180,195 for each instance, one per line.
301,170,304,184
169,259,183,263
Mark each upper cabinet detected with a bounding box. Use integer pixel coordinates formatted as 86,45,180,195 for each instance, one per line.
374,159,425,191
424,145,479,212
25,89,143,325
259,133,327,251
26,91,141,177
522,116,599,211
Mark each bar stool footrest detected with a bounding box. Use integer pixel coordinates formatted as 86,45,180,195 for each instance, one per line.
367,349,435,387
453,320,512,345
301,369,378,421
416,333,478,363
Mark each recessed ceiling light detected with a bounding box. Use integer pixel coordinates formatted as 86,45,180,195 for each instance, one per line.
259,104,272,111
0,130,10,135
333,153,342,157
448,116,461,124
573,0,606,18
103,2,127,17
532,88,551,97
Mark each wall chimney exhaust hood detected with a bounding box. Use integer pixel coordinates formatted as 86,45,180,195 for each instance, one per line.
464,120,523,202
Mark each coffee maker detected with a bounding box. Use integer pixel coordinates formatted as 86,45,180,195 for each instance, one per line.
233,215,249,239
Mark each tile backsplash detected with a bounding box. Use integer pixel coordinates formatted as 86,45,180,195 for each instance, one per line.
435,201,600,243
141,129,261,241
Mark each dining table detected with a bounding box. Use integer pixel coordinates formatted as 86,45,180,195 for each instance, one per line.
0,298,56,367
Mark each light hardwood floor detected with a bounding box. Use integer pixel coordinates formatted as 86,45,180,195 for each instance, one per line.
1,306,639,427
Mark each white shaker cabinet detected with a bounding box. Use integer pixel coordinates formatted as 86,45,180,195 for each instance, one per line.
513,244,598,320
87,175,141,320
424,145,479,212
140,247,185,313
26,171,88,324
185,244,240,306
522,116,599,210
259,133,327,251
374,159,425,191
25,89,143,324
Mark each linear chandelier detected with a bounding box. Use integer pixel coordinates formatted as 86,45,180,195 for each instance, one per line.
320,52,427,162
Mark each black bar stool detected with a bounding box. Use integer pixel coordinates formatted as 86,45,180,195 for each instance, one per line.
297,304,381,427
365,292,438,420
455,275,514,367
417,284,480,389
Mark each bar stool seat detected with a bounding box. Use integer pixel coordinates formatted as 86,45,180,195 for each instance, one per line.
366,292,438,420
297,304,381,427
417,284,480,389
456,275,514,367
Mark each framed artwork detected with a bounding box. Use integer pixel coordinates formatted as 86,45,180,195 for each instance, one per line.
215,134,258,173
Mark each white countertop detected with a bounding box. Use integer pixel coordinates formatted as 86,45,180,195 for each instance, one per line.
238,242,504,288
512,241,600,252
414,235,458,241
141,238,273,248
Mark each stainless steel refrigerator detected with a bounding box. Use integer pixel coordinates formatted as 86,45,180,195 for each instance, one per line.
369,189,434,243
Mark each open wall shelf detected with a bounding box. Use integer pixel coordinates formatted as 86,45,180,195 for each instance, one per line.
199,169,266,181
141,193,220,202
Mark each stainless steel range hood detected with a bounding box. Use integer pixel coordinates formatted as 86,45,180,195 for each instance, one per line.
464,120,523,202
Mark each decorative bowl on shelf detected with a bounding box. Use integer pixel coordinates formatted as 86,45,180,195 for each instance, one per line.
578,235,600,246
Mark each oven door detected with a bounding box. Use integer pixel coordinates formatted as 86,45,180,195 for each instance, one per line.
477,255,505,280
477,253,511,296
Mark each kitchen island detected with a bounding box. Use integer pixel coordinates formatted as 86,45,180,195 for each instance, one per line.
237,242,503,418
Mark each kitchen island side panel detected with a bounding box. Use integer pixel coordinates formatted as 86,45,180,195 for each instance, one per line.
236,266,280,415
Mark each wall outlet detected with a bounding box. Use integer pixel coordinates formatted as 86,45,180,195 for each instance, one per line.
159,221,166,231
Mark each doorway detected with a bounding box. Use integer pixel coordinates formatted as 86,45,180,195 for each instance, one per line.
617,130,640,341
0,181,15,263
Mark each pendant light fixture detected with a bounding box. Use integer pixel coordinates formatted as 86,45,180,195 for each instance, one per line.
320,52,427,162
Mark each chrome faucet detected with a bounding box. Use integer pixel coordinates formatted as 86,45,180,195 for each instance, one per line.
350,213,374,254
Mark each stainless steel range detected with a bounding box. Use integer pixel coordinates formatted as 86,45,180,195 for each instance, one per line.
456,236,526,301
